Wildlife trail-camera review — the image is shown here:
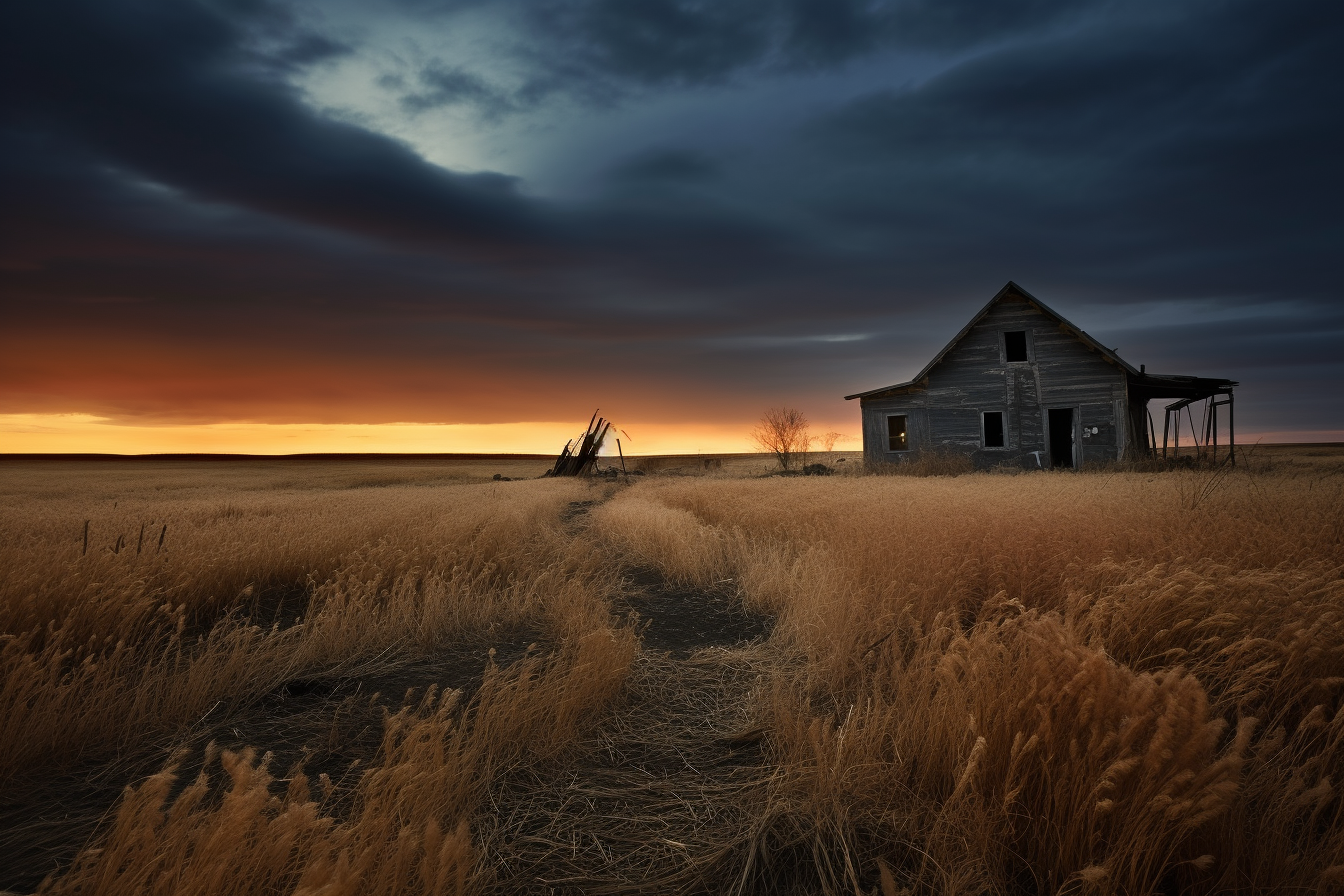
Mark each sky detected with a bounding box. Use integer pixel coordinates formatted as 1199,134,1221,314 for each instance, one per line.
2,0,1341,454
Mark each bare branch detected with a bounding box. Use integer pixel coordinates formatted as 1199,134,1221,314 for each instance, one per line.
750,407,810,471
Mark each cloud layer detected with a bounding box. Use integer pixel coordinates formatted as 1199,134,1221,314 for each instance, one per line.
2,0,1340,439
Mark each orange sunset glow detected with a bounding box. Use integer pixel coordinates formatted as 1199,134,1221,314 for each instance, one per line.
2,413,1319,457
0,414,806,456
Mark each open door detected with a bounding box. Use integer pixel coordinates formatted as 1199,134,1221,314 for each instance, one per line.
1048,407,1075,469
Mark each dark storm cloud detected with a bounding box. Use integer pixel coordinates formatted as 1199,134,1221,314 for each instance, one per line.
1113,311,1344,436
1121,313,1344,380
390,0,1105,115
1,0,1340,434
1,0,549,252
518,0,1102,87
0,0,811,309
609,149,719,183
532,0,775,86
400,64,517,118
792,0,1344,301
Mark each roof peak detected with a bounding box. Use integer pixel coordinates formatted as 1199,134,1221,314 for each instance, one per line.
844,281,1139,400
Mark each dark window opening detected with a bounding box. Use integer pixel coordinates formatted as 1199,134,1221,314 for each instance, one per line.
887,415,908,451
1004,330,1028,362
983,411,1005,448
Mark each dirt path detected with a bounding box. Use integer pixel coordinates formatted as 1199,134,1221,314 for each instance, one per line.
618,567,773,657
483,499,782,893
485,647,778,894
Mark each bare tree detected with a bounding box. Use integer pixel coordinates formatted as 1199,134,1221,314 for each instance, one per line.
818,431,852,452
751,407,811,471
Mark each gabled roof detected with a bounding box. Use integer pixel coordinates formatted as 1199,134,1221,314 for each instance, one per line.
844,281,1139,400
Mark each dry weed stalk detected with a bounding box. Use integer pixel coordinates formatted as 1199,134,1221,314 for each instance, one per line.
40,628,635,896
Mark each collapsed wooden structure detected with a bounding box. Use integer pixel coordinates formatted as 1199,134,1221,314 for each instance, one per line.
1131,374,1238,464
546,411,626,476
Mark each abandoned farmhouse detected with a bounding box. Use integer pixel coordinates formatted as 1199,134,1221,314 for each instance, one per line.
846,282,1237,469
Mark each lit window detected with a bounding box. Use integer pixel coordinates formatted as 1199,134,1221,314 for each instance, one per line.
1004,331,1028,363
983,411,1005,448
888,415,908,451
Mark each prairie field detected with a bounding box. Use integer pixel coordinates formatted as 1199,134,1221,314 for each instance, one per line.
1,449,1342,895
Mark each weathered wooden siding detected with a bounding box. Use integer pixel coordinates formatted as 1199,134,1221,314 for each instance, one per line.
860,294,1128,468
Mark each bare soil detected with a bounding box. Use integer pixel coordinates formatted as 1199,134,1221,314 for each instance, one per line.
618,567,773,657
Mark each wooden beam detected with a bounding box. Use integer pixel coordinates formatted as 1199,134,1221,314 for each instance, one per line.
1211,399,1218,458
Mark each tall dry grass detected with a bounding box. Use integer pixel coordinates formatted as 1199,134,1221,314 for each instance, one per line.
586,465,1344,893
40,630,635,896
3,457,1343,894
1,478,614,783
0,463,634,892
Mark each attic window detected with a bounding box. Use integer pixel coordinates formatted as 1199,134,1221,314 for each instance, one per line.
1004,331,1028,363
887,415,908,452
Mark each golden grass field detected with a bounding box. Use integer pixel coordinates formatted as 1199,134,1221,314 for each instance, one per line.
1,446,1342,895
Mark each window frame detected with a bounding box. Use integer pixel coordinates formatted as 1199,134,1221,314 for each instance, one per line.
1003,330,1031,364
886,414,910,452
981,410,1007,449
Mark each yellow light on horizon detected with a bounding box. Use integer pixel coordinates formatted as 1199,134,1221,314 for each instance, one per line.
0,414,1325,457
0,414,768,456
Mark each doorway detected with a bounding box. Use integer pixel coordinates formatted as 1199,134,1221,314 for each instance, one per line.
1048,408,1075,469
